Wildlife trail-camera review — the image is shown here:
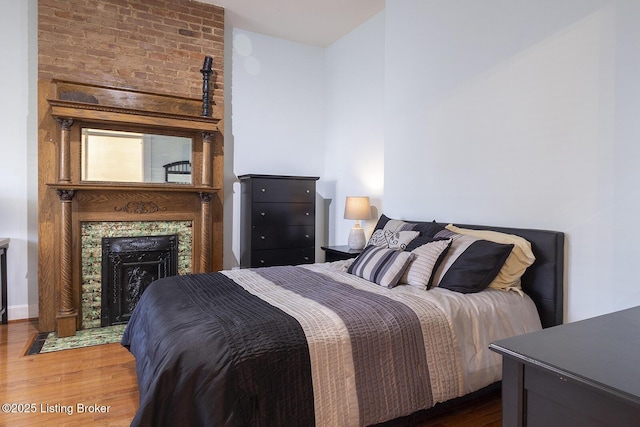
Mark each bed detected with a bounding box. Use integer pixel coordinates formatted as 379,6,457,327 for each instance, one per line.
122,218,565,426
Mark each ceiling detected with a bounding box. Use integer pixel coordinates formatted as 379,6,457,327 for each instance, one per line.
200,0,385,47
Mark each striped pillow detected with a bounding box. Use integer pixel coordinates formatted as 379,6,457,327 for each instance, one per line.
348,245,415,288
382,219,418,232
400,238,452,290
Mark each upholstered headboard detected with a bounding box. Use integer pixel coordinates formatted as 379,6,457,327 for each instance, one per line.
395,219,565,328
452,224,565,328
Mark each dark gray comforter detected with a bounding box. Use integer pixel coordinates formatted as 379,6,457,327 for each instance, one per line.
122,271,315,426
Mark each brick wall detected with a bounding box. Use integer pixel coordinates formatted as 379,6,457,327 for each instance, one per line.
38,0,224,107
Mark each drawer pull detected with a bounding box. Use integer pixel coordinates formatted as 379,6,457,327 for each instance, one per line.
260,235,266,240
306,190,310,194
304,256,309,261
260,260,265,264
261,188,266,193
305,212,310,216
261,212,266,217
305,234,310,239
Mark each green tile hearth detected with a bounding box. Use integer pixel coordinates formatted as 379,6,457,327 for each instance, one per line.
30,324,127,354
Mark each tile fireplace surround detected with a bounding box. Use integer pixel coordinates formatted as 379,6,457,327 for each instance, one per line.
81,221,192,329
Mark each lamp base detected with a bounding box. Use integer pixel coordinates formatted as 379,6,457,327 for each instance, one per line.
348,226,366,250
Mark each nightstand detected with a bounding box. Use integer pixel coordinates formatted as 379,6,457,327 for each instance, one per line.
321,245,362,262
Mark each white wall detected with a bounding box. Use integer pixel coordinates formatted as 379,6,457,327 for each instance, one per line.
0,0,39,320
226,16,386,266
324,12,386,246
228,29,327,267
230,29,326,177
384,0,640,321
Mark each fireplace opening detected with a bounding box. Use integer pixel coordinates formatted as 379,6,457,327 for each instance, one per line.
101,235,178,326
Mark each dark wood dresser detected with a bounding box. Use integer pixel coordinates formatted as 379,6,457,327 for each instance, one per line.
239,174,319,268
490,306,640,427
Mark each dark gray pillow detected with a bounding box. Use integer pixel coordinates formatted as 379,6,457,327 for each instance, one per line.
431,229,513,293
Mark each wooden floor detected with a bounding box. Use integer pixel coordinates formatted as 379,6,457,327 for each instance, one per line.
0,320,138,426
0,320,501,426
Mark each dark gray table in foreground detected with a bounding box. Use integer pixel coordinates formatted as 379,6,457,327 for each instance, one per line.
490,306,640,427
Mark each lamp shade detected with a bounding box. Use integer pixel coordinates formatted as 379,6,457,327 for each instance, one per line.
344,196,371,220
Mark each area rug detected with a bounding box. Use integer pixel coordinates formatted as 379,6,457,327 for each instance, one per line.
27,324,127,355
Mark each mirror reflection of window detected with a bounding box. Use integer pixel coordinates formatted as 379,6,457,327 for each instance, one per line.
81,128,192,184
82,129,144,182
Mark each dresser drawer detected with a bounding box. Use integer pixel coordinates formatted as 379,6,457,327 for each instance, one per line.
251,203,315,226
251,178,315,203
251,225,314,250
250,248,315,267
523,363,640,426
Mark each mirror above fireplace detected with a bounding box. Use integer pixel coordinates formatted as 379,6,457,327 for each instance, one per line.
81,128,192,184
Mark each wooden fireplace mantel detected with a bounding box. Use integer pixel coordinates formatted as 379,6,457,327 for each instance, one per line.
48,80,221,128
47,99,221,132
38,80,224,337
47,182,222,193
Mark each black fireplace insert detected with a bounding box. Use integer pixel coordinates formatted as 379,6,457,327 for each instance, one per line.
101,235,178,326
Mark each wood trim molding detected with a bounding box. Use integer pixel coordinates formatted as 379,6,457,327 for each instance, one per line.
47,182,222,193
49,100,220,132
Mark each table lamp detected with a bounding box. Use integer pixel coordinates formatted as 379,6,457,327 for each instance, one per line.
344,196,370,250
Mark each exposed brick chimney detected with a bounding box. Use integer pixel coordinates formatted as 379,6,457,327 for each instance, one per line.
38,0,224,106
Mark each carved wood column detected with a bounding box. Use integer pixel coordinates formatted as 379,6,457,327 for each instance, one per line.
56,189,77,337
199,192,211,272
202,132,213,187
56,118,73,182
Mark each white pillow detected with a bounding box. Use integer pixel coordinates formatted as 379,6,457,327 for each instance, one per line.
367,229,419,250
445,224,535,294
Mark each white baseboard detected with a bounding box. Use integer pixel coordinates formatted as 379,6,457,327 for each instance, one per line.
7,304,38,321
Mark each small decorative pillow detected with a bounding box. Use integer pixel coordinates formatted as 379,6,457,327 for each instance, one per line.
367,229,420,250
348,245,415,288
431,229,514,293
399,238,452,290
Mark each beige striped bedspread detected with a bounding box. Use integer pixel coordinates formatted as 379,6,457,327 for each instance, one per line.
223,260,541,426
